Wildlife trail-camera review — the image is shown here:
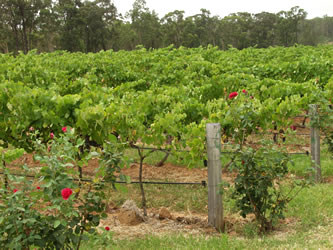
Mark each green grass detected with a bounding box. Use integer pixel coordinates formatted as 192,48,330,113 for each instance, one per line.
288,146,333,177
106,182,209,213
287,184,333,228
5,141,333,249
84,140,333,249
82,222,333,249
83,184,333,249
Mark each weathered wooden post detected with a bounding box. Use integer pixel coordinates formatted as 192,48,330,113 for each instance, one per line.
309,104,321,183
206,123,224,231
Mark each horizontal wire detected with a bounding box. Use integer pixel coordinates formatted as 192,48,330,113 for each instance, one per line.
220,151,309,155
133,146,310,155
0,172,207,187
252,132,310,136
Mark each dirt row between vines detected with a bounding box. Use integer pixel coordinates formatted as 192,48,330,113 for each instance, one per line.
7,153,312,239
5,116,330,239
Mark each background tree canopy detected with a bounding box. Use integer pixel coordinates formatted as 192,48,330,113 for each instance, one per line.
0,0,332,53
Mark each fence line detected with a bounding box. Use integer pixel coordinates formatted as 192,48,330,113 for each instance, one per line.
205,104,323,233
1,106,327,235
0,172,207,187
132,145,310,156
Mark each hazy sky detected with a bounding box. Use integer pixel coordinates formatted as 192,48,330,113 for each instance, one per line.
112,0,333,19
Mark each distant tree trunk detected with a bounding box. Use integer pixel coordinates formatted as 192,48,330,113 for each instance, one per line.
0,42,9,53
19,5,29,53
13,26,20,52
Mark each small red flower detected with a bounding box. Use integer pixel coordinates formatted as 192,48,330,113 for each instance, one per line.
61,188,73,200
105,226,110,231
29,127,34,131
242,89,247,94
13,189,18,193
37,186,41,190
62,127,67,133
290,125,297,131
241,161,245,165
50,133,54,139
228,92,238,99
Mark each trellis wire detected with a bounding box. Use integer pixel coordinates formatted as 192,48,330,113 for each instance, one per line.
0,172,207,187
132,146,310,156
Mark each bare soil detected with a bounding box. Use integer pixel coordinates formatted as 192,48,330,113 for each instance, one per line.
4,117,330,239
7,153,304,238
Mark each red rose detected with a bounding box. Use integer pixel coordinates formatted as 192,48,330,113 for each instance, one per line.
62,127,67,133
37,186,41,190
105,226,110,231
242,89,247,94
13,189,18,193
228,92,238,99
50,133,54,139
61,188,73,200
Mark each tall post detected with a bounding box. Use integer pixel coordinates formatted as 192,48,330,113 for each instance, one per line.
206,123,224,231
309,104,321,183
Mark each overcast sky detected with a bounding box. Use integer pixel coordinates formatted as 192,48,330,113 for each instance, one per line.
112,0,333,19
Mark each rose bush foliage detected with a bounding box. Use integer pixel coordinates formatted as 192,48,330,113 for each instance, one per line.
0,128,120,249
221,91,311,233
228,142,309,232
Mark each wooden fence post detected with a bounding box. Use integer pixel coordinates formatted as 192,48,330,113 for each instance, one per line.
309,104,321,183
206,123,224,231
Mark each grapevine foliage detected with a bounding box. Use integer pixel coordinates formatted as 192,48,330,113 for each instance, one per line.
0,45,332,162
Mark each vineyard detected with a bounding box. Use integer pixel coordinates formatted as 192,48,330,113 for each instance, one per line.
0,45,332,153
1,45,333,248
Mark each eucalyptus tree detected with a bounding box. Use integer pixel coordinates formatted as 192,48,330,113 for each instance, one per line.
322,15,333,41
56,0,119,52
127,0,161,48
80,0,118,52
191,9,221,47
252,12,279,48
182,16,200,48
220,12,254,49
160,10,185,47
277,6,307,46
0,0,53,53
56,0,84,51
0,5,10,53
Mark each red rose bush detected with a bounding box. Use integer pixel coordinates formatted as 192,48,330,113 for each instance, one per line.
61,188,73,200
0,127,117,249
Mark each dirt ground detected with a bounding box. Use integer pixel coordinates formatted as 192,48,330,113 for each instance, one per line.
7,153,304,239
5,116,331,239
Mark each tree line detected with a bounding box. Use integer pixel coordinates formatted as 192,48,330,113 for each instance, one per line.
1,0,333,54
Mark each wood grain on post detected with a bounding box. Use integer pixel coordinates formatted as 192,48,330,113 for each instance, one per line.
309,104,321,183
206,123,224,232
